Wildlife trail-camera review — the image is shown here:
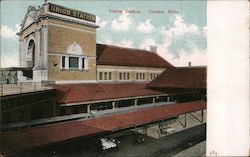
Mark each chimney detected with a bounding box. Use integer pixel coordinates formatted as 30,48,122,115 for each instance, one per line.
149,46,157,53
188,61,192,67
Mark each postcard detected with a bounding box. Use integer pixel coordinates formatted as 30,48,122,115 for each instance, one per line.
0,0,249,156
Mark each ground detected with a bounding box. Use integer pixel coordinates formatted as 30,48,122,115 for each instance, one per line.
173,141,206,157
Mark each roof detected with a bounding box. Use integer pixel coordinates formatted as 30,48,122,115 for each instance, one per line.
0,100,206,155
147,67,207,89
55,82,165,104
96,44,174,68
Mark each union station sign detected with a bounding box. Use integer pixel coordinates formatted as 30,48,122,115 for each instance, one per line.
49,3,96,22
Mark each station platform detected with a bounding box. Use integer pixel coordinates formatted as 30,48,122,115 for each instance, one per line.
0,100,206,156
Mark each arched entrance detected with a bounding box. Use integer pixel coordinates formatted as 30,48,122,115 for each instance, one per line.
27,39,35,68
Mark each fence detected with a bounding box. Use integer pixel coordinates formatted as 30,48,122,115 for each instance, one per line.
0,82,54,96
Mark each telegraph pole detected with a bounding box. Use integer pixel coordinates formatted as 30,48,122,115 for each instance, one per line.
0,90,1,134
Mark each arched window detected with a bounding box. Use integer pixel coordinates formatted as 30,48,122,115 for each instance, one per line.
27,39,35,68
61,43,88,71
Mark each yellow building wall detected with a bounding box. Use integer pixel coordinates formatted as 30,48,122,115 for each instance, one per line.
48,55,96,81
97,65,165,82
47,19,97,81
48,19,96,56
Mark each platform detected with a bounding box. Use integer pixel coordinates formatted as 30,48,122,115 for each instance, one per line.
0,100,206,156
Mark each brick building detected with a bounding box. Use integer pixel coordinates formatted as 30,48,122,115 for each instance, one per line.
1,2,206,126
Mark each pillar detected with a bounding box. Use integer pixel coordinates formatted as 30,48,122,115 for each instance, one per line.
201,110,204,123
52,99,57,116
184,113,187,128
134,99,138,106
19,39,23,67
0,99,1,133
152,97,155,103
34,28,41,69
87,104,90,113
112,102,116,110
143,126,148,135
18,39,25,81
44,25,48,69
78,57,82,70
65,56,69,70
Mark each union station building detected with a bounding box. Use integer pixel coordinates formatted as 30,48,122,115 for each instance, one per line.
18,3,170,83
1,2,206,125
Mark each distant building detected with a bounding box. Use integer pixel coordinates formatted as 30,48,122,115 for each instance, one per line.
0,68,18,84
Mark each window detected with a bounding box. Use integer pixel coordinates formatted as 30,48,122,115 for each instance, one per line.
61,56,88,70
82,58,85,69
136,73,139,80
119,73,122,80
140,73,142,80
127,73,130,80
109,72,112,80
99,72,103,80
62,56,65,68
69,57,78,69
27,40,35,68
123,73,126,80
73,106,79,114
104,72,107,80
143,73,145,79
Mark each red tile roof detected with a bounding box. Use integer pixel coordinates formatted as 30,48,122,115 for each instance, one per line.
55,82,165,104
96,44,174,68
147,67,207,89
0,101,206,155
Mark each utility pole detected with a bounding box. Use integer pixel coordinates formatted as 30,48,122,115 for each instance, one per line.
0,96,1,157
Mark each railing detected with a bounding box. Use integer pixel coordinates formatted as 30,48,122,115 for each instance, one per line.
92,101,176,117
0,82,54,96
1,113,90,132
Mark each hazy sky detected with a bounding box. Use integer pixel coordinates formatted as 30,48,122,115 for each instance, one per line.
0,0,207,67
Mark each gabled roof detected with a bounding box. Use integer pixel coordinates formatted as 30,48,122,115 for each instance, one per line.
19,6,38,33
55,82,165,104
96,44,174,68
147,67,207,89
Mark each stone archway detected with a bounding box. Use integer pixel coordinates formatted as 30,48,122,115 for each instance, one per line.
27,39,35,68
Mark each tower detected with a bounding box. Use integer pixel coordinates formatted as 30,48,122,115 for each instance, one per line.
18,3,99,83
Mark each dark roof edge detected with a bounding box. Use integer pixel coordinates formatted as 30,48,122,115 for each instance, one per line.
97,43,150,53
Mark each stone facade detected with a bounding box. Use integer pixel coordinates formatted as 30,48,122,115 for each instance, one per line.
18,3,98,83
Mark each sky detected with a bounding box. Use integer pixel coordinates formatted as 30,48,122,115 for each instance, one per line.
0,0,207,68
